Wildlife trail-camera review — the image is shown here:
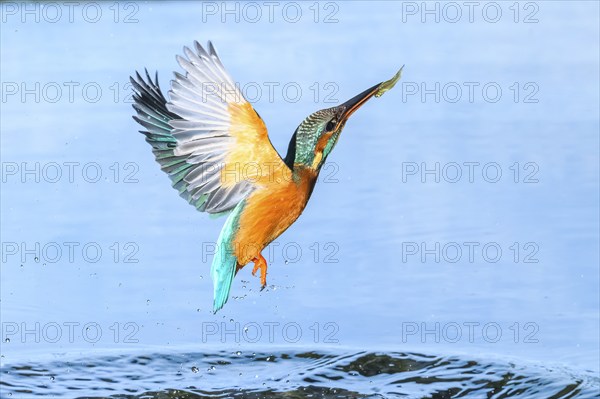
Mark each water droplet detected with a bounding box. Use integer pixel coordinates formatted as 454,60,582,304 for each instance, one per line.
235,351,242,356
199,275,203,279
4,338,9,343
50,376,55,381
146,299,150,305
191,366,199,373
34,257,39,262
229,319,234,322
266,355,275,362
239,372,242,376
284,260,289,265
196,308,201,312
208,365,215,371
244,327,249,333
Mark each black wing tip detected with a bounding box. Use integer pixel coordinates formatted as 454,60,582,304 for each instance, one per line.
130,69,159,85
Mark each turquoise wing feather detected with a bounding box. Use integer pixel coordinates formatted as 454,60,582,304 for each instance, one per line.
211,200,245,312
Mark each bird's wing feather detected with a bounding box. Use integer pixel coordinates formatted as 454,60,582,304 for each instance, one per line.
131,41,290,215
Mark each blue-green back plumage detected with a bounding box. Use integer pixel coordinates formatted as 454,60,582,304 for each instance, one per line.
211,200,245,312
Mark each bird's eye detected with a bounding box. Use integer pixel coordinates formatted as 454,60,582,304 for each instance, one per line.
325,120,336,132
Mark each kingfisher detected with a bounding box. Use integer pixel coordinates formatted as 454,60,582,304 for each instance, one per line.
131,41,402,312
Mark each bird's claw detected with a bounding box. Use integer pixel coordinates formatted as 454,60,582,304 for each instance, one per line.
260,284,266,292
251,255,268,289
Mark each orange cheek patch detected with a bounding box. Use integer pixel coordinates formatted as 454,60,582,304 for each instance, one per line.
310,133,333,169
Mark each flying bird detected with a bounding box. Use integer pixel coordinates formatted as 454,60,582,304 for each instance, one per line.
130,41,402,312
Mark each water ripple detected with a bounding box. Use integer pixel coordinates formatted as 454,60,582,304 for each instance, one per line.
1,351,598,398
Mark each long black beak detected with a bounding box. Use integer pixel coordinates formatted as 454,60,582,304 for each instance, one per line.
340,65,404,122
339,83,381,122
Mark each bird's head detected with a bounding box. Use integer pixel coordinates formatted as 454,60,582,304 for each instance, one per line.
284,66,404,173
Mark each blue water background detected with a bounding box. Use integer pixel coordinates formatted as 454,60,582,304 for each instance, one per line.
1,1,598,376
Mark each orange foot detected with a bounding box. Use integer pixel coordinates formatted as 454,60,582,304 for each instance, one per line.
251,254,268,290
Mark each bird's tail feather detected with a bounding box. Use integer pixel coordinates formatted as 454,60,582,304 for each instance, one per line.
211,200,245,312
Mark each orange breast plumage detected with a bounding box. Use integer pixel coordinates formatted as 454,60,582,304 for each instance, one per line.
232,167,317,265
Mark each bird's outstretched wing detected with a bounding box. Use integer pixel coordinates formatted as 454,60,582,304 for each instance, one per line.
131,41,290,215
